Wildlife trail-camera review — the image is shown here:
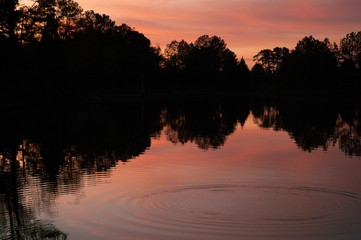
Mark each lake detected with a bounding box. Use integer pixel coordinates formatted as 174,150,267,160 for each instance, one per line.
1,96,361,239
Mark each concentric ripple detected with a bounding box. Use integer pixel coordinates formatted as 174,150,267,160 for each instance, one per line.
90,183,361,239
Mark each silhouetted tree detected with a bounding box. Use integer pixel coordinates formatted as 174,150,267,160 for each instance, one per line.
221,48,238,85
187,35,226,84
57,0,82,38
164,35,239,88
0,0,19,43
280,36,337,89
253,49,273,73
237,57,251,88
254,47,289,74
30,0,58,43
339,58,358,85
1,0,360,99
164,40,192,71
251,63,265,88
64,21,161,91
238,57,249,73
340,31,361,68
272,47,289,72
163,40,192,86
17,4,40,45
76,10,114,34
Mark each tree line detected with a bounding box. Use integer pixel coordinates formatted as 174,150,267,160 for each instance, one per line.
0,0,361,100
253,34,361,91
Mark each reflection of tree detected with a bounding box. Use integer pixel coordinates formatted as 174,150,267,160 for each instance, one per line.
252,105,282,130
331,104,361,156
333,118,361,156
61,102,162,163
252,98,361,155
1,97,361,238
253,100,337,151
0,101,163,239
0,150,67,240
161,99,250,150
0,100,163,177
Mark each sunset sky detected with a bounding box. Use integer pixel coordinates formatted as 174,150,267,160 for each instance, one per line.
76,0,361,65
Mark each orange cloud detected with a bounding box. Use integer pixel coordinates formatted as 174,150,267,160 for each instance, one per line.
76,0,361,66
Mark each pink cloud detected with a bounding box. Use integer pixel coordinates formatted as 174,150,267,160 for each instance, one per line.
76,0,361,66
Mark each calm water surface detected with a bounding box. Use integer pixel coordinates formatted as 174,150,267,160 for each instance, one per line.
1,98,361,239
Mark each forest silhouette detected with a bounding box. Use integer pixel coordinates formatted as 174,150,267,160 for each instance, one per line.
1,1,361,238
0,0,361,103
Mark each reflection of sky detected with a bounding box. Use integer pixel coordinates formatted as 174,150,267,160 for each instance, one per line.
76,0,361,65
55,112,361,239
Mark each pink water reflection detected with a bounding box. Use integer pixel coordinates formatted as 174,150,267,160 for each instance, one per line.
54,113,361,240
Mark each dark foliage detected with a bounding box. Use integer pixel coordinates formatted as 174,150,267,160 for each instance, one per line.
162,35,246,89
0,1,360,101
279,36,338,90
0,0,162,102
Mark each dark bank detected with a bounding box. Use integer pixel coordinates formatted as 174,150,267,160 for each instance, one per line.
1,1,361,240
1,1,361,104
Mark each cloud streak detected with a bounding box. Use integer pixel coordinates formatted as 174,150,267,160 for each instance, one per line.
77,0,361,65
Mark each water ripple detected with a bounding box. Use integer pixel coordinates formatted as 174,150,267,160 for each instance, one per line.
86,183,361,239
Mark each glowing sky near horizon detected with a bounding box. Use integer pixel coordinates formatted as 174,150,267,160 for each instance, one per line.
76,0,361,65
